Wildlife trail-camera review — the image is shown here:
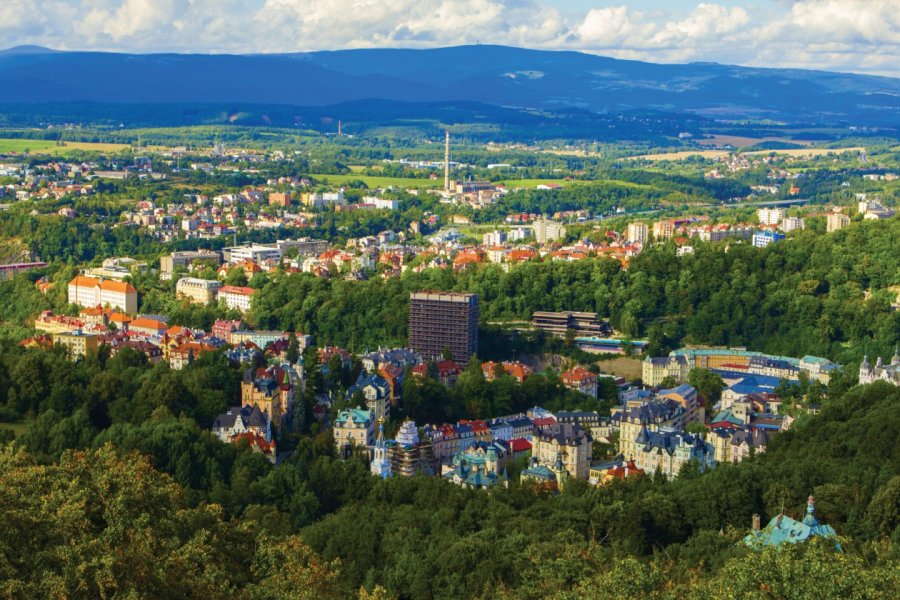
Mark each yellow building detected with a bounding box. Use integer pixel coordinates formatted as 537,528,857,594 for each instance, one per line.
53,331,99,358
333,408,375,452
531,423,592,480
175,277,222,304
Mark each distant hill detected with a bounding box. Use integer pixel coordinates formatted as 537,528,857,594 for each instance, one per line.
0,44,898,127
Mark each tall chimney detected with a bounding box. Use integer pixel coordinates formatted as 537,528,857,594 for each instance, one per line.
752,514,761,531
444,130,450,193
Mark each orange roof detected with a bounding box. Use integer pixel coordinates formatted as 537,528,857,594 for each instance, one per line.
219,285,256,296
129,317,167,331
562,367,596,382
69,275,101,287
79,306,105,316
100,280,137,294
108,312,132,323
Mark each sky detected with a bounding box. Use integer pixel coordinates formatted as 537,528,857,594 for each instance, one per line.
1,0,899,77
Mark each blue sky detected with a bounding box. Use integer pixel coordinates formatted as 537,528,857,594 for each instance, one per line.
1,1,898,77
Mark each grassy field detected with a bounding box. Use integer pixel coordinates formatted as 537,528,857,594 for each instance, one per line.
628,146,866,162
0,419,32,437
597,356,643,380
696,135,814,147
0,138,132,155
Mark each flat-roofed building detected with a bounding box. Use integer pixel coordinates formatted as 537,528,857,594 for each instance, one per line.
54,330,99,358
409,292,478,363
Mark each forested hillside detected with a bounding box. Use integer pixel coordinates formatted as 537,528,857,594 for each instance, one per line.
2,381,898,598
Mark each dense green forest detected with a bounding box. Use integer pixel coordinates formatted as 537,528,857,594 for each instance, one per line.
2,371,898,598
246,217,900,363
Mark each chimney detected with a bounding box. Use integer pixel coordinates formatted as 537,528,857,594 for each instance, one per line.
752,514,761,531
444,130,450,193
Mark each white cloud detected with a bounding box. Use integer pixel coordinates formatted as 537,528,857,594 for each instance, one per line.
0,0,898,76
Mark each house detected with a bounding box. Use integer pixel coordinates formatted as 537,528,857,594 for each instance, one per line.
560,367,598,397
531,423,592,480
642,354,690,386
241,365,295,429
168,341,216,370
744,496,839,550
67,276,138,314
128,317,168,338
444,441,509,490
520,453,570,491
482,360,532,383
113,340,163,363
333,408,376,453
629,426,715,480
218,285,256,313
411,359,461,386
212,404,271,443
232,432,277,464
360,347,420,373
53,331,99,358
175,277,222,304
348,373,391,418
618,399,686,460
656,384,704,425
589,457,645,485
859,351,900,386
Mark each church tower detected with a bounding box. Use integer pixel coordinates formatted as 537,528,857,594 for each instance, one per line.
370,418,392,479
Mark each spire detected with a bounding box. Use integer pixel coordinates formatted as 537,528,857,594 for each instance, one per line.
892,344,899,366
802,494,820,526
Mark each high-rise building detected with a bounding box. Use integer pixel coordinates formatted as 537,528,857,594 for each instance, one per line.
626,222,649,244
780,216,805,232
826,211,850,232
532,219,566,244
409,292,478,363
757,208,784,226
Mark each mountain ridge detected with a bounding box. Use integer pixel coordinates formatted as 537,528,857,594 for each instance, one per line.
1,44,898,126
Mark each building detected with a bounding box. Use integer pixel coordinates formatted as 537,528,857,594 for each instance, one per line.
168,341,216,370
753,230,786,248
826,210,851,232
532,219,567,244
0,261,47,281
390,420,437,477
53,331,99,358
408,292,478,363
743,496,838,550
275,238,329,257
656,384,704,425
67,276,138,314
268,192,292,207
531,311,610,339
444,441,509,490
212,404,271,443
531,423,592,480
652,220,675,240
160,250,221,280
348,373,392,419
757,208,784,226
333,408,376,453
482,230,507,246
128,317,168,337
482,361,532,383
629,427,715,480
176,277,222,304
859,351,900,386
560,367,598,397
223,244,283,264
589,457,645,486
241,365,295,429
520,453,570,491
370,419,392,478
642,355,691,386
625,222,649,244
218,285,256,312
780,216,805,232
360,347,420,373
618,399,686,459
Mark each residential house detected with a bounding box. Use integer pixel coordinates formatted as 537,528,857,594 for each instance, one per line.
531,423,592,480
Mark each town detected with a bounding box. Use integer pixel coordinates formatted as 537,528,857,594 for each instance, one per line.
1,117,898,597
